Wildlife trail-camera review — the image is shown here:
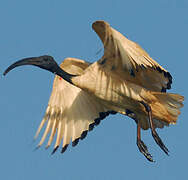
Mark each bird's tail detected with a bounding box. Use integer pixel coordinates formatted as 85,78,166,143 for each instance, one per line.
150,92,184,124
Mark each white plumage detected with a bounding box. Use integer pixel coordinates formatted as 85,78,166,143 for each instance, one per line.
4,20,184,161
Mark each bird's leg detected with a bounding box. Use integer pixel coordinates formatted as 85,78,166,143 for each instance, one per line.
136,121,154,162
140,101,169,155
126,109,153,161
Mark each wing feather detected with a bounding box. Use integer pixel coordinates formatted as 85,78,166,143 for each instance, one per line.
72,61,170,130
92,20,172,92
46,117,57,148
35,58,113,153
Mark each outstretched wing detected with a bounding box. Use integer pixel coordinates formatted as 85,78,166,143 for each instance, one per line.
35,58,114,153
72,21,176,130
92,21,172,92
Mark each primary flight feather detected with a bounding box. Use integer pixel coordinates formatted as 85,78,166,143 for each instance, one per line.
4,20,184,162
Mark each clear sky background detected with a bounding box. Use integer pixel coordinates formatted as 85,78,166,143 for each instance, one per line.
0,0,187,180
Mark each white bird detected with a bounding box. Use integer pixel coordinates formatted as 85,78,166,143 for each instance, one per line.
4,20,184,162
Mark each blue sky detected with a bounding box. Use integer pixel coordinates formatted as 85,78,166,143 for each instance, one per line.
0,0,187,179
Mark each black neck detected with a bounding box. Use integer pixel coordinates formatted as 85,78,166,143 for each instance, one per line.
55,66,76,85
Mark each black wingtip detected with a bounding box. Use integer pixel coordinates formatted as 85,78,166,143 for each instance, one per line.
72,138,79,147
126,109,134,115
80,130,88,140
155,66,173,90
89,123,95,131
99,112,107,119
108,110,117,115
94,118,101,126
161,87,167,92
51,146,59,155
94,112,109,126
61,144,68,154
156,66,163,73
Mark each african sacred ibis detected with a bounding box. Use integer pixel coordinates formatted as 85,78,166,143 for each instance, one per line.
4,20,184,162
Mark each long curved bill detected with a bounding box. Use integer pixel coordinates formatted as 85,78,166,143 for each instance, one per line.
3,55,76,85
3,57,44,76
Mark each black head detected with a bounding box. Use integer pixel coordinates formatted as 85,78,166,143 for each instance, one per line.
4,55,76,85
3,55,60,76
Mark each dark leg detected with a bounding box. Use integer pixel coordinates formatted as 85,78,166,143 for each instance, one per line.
140,101,169,155
126,109,154,162
137,121,154,162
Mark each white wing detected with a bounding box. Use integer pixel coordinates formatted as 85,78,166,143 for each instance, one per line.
92,21,172,92
34,58,114,153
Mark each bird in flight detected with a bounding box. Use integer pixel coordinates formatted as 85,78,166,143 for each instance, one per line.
4,20,184,162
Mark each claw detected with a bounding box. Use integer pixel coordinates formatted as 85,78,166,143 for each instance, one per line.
152,131,169,155
137,139,154,162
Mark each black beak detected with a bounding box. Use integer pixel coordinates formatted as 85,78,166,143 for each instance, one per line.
3,55,75,84
3,55,59,75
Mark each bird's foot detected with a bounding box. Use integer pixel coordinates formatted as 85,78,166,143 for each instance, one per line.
152,130,169,155
137,139,154,162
